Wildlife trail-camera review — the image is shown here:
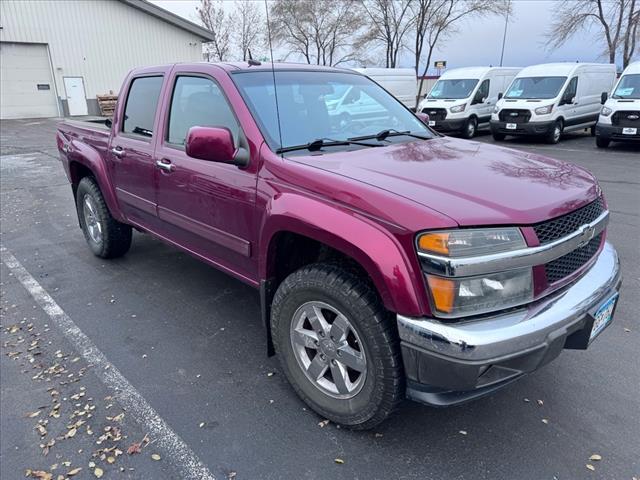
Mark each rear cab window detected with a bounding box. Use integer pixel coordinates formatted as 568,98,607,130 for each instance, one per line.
122,76,164,138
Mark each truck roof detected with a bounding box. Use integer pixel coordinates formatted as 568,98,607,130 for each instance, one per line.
516,62,616,77
128,62,358,76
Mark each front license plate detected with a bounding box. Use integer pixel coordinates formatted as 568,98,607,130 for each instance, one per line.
428,120,436,126
506,123,517,130
622,127,637,135
590,293,618,341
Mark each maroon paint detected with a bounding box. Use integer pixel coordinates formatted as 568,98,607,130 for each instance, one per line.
185,126,236,163
57,62,604,318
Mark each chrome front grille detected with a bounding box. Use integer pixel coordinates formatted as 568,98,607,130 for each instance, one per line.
533,198,605,245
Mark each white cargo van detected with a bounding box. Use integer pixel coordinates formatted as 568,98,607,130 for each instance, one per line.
417,67,521,138
491,63,616,144
353,68,417,109
595,61,640,148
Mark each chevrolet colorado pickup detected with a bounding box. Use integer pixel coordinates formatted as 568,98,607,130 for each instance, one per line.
57,62,621,429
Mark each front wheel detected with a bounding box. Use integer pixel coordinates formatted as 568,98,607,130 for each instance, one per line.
76,177,132,258
271,264,404,429
546,119,563,144
461,117,477,139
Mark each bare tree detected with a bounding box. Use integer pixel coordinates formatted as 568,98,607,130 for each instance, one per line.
197,0,233,61
547,0,639,68
270,0,368,66
362,0,415,68
233,0,266,61
412,0,509,106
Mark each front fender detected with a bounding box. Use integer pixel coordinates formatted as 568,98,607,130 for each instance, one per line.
259,192,428,316
67,140,125,223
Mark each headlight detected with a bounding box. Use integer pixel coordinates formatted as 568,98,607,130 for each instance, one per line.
426,268,533,317
493,105,500,114
601,106,613,116
417,228,526,257
534,104,554,115
450,104,466,113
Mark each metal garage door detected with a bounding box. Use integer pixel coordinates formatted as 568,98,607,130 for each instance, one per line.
0,42,59,119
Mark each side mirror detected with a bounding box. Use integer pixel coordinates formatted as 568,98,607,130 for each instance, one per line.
105,118,112,129
601,92,608,104
498,92,503,100
416,112,430,124
185,126,249,167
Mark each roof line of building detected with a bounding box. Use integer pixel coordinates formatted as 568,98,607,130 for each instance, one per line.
119,0,214,42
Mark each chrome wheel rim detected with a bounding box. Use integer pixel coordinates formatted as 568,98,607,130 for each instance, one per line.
290,301,367,399
83,195,102,244
553,124,561,142
467,120,476,137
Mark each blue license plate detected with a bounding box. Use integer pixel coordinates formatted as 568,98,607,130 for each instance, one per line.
590,293,618,341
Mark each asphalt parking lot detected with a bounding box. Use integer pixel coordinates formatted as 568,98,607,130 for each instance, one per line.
1,118,638,480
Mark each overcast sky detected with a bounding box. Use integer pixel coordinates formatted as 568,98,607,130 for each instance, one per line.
150,0,627,72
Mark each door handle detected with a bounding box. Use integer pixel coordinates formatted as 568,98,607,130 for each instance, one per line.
156,159,175,172
110,147,125,158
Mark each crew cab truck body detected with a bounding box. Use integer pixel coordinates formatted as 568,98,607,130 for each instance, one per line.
57,62,621,429
491,63,617,144
419,66,521,138
596,61,640,148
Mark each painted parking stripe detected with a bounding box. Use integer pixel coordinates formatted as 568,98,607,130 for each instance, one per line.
0,247,215,480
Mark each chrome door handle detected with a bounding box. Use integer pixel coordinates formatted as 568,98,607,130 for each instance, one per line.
110,147,125,158
156,159,175,172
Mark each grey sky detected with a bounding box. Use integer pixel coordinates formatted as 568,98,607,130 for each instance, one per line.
151,0,630,72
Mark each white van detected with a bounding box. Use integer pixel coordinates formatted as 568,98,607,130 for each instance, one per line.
491,63,617,144
417,67,521,138
595,61,640,148
353,68,417,109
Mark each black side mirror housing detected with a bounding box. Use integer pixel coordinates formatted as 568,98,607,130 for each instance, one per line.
497,92,503,100
105,118,112,129
601,92,608,105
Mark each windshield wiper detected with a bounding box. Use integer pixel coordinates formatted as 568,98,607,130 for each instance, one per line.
349,129,431,142
276,137,380,154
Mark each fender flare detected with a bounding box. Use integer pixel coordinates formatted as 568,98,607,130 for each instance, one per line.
259,192,426,317
68,141,125,223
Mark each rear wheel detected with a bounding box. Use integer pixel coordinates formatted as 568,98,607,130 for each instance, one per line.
546,119,563,144
492,132,506,141
76,177,132,258
271,264,404,429
596,137,610,148
461,117,477,139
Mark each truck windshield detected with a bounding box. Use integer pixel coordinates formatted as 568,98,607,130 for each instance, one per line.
505,76,567,99
612,74,640,99
428,79,479,99
232,70,432,153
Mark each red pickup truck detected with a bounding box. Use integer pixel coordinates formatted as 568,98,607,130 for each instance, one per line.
57,62,621,429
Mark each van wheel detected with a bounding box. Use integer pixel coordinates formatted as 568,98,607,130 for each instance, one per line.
461,117,477,139
546,119,563,144
492,132,506,141
76,177,132,258
271,264,404,430
596,137,610,148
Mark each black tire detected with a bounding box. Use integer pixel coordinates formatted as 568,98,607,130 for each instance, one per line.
76,177,132,258
271,264,404,430
461,117,477,139
546,119,563,144
492,132,506,141
596,137,610,148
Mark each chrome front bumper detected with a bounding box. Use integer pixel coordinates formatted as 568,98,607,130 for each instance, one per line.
398,242,621,406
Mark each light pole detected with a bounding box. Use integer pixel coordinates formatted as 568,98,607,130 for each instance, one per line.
500,0,511,67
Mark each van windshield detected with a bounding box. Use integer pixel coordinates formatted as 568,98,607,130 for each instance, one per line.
232,70,433,152
428,79,479,99
612,74,640,99
505,76,567,99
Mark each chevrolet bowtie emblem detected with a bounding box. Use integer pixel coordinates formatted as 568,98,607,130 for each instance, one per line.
577,224,596,248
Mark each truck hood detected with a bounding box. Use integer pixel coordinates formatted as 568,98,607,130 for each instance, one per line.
291,137,600,226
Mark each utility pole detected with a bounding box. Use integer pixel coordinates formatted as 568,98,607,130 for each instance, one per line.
499,1,511,67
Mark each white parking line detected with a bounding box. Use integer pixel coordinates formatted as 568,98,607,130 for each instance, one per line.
0,247,215,480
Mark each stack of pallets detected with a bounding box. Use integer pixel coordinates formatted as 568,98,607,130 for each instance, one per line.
96,93,118,117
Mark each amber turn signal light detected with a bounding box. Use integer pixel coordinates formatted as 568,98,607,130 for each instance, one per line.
417,232,450,255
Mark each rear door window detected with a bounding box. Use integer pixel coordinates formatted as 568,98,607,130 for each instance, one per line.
122,76,164,138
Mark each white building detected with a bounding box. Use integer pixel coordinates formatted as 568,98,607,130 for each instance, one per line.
0,0,213,119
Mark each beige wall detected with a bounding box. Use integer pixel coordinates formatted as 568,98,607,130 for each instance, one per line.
0,0,204,113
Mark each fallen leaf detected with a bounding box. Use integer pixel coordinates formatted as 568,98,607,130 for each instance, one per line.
623,328,631,333
541,419,549,424
66,428,77,438
26,411,41,418
334,458,345,464
537,399,544,406
589,454,602,461
267,372,275,377
127,442,142,455
586,464,595,471
374,433,383,438
199,422,205,428
27,471,52,480
459,430,468,435
227,472,237,480
67,467,82,476
107,456,115,464
318,419,330,428
94,467,104,478
151,453,161,461
523,398,530,403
